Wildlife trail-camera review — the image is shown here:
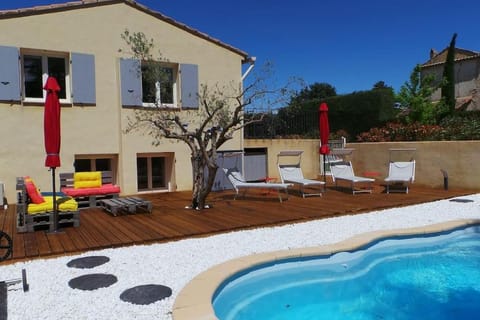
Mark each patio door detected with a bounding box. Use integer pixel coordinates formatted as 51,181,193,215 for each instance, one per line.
136,153,173,191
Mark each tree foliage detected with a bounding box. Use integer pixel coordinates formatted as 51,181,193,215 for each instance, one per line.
372,81,393,90
441,33,457,113
396,64,437,124
121,30,290,209
289,82,336,106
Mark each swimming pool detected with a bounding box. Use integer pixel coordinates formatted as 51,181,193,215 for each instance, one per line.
213,225,480,320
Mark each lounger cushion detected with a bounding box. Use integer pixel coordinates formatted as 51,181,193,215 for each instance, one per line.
24,178,45,204
74,171,102,189
229,171,245,183
27,196,78,214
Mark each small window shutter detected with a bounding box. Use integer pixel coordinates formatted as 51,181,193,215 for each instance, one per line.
0,46,21,102
180,64,198,109
71,52,96,104
120,58,142,107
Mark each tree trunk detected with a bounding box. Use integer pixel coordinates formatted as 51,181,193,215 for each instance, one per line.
190,152,218,210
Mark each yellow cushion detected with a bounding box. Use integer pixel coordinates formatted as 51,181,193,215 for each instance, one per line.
27,196,78,214
73,171,102,189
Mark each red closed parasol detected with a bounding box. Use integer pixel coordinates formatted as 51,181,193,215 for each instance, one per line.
319,102,330,182
44,76,61,168
44,76,61,232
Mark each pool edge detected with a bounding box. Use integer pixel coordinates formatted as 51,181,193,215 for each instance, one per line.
172,218,480,320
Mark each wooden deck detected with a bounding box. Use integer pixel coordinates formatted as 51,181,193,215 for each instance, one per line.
0,183,476,265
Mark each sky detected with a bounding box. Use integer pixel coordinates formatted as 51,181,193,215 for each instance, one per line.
1,0,480,95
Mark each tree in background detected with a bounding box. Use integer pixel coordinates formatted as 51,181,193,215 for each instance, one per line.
121,30,289,210
372,81,392,90
396,64,437,124
441,33,457,113
289,82,337,106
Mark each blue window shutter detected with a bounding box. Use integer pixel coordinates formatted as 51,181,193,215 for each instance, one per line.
71,52,96,104
180,64,198,109
120,58,142,107
0,46,21,102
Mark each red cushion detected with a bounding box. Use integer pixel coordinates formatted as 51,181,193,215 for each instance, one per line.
61,184,121,197
99,184,121,194
25,179,45,204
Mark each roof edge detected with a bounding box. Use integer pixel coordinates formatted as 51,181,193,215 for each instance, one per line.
421,53,480,68
0,0,249,60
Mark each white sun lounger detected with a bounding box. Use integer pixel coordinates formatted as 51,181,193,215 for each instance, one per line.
276,150,325,198
223,168,291,202
278,165,325,198
384,161,416,193
330,162,375,194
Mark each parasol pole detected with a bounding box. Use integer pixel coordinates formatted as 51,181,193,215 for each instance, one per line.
323,156,326,184
51,167,58,232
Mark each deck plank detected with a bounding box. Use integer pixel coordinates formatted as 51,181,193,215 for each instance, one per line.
0,184,476,265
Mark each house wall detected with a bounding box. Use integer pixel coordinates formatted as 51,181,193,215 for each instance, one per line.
423,58,480,101
243,140,321,182
0,2,244,202
245,139,480,191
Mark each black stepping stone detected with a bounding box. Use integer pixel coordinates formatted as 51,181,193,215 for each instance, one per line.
69,273,118,291
67,256,110,269
449,198,474,203
120,284,172,305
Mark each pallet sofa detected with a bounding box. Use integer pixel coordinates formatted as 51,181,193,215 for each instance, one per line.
59,171,121,208
16,177,80,233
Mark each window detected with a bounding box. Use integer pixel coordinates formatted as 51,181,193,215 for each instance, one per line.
137,155,167,191
22,52,70,102
141,63,177,107
0,46,96,104
74,155,117,180
120,59,198,109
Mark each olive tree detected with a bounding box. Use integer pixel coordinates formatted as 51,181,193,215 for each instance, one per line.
121,30,290,209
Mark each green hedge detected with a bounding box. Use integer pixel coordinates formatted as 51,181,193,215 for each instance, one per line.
276,88,397,140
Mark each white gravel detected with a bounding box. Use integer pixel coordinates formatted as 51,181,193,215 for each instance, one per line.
1,194,479,320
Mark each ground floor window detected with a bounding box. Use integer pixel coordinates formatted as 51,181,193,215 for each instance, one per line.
74,155,118,181
137,155,169,191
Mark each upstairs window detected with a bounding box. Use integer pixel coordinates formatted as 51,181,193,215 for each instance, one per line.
0,46,95,104
22,52,70,103
141,63,177,107
120,59,198,109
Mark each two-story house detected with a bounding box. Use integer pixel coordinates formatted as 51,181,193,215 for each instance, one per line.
421,47,480,110
0,0,251,203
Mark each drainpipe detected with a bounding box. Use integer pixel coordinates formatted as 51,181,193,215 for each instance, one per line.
240,56,256,175
241,56,256,81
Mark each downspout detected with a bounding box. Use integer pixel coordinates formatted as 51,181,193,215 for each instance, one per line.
240,56,256,175
241,56,256,81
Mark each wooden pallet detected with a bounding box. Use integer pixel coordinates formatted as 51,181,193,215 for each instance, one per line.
59,171,120,209
99,197,152,216
17,211,80,233
15,177,81,233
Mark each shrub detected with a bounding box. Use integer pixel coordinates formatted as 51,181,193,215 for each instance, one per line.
356,122,443,142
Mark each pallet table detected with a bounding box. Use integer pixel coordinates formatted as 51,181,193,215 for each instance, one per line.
99,197,152,216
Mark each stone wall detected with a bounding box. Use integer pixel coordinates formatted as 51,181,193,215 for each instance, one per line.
245,139,480,190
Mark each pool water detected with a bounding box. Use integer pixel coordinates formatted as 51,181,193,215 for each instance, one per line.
213,226,480,320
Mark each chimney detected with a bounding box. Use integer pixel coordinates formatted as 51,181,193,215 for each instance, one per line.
430,48,438,59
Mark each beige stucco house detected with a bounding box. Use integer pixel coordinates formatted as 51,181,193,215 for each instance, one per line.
0,0,251,203
421,47,480,110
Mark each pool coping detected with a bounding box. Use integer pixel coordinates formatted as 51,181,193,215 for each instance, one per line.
172,218,480,319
